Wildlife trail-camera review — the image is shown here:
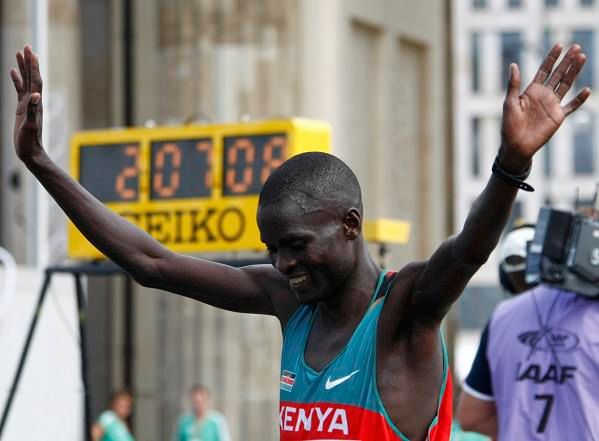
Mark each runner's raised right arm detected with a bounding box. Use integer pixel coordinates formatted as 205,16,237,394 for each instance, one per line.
10,45,298,321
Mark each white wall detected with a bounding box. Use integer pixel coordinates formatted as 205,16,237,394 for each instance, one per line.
0,267,83,440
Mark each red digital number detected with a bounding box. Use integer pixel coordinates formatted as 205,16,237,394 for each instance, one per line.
261,136,286,184
196,141,213,188
153,143,182,197
226,138,255,194
115,145,139,200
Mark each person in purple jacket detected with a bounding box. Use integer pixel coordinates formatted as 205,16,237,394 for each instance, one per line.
458,216,599,440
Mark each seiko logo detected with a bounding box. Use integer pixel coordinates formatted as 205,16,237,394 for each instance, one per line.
518,328,579,354
279,406,349,435
119,207,245,245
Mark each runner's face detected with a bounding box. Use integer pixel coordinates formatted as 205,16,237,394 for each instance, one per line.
258,197,357,303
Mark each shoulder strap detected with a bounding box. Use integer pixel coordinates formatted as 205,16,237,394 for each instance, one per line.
376,271,398,301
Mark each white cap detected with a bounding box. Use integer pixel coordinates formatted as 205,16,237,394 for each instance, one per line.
500,226,536,273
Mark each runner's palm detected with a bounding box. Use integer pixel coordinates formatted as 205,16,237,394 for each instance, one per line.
10,46,44,162
499,45,590,170
502,83,565,157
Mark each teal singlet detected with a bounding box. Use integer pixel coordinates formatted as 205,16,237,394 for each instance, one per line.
279,271,453,440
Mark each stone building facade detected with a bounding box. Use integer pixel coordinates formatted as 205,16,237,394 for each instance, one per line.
0,1,451,439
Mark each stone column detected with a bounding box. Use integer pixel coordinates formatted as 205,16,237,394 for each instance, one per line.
0,0,80,264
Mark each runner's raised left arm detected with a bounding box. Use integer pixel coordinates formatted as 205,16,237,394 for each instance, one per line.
399,44,590,328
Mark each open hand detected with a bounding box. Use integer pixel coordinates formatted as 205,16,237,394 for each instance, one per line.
10,45,44,163
500,44,591,173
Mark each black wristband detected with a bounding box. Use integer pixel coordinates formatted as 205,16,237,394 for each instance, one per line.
492,156,534,192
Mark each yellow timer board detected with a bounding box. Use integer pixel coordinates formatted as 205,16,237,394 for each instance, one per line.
68,119,331,260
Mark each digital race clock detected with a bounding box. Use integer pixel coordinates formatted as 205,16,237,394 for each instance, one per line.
68,119,331,259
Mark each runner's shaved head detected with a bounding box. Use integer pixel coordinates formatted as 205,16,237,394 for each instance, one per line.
258,152,363,217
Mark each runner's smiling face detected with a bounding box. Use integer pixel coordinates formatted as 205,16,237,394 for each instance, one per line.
258,194,358,304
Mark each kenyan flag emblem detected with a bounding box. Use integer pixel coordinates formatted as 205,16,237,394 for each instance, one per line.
280,370,296,392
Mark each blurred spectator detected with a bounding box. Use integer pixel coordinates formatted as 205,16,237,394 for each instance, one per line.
91,389,134,441
174,385,231,441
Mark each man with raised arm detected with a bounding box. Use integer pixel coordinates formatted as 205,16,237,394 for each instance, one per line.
9,44,589,440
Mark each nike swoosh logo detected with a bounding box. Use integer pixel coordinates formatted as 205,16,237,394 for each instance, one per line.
325,370,359,390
